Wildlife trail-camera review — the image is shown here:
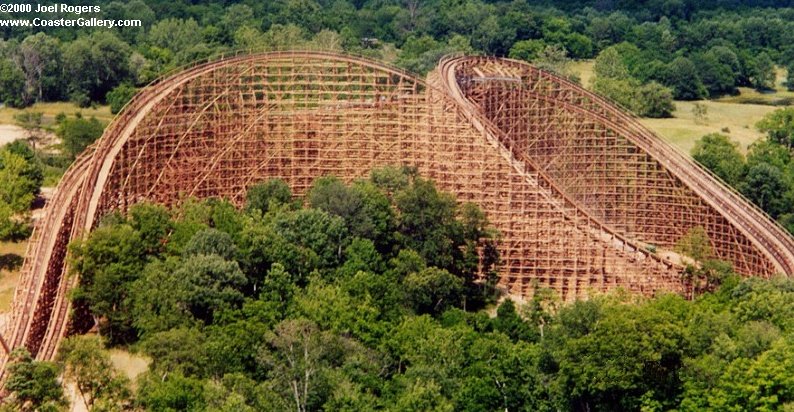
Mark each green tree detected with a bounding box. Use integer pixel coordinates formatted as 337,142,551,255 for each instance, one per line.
592,76,636,112
308,177,395,249
176,254,247,323
70,223,146,344
396,34,473,74
13,111,44,150
394,177,462,271
130,258,196,337
16,33,63,103
63,32,132,103
351,180,396,252
700,335,794,410
592,47,673,117
4,348,66,411
270,208,350,270
635,81,675,118
786,63,794,92
5,139,43,192
404,267,464,315
258,319,336,412
492,299,535,342
370,165,412,194
508,39,546,62
675,226,713,263
128,202,172,255
534,44,577,81
141,327,208,376
0,149,38,240
740,162,789,218
183,228,238,261
757,107,794,149
296,278,383,344
239,218,315,285
57,114,105,158
106,84,137,114
471,14,515,55
697,46,740,96
752,52,776,91
147,18,203,54
336,237,384,279
692,102,709,124
593,47,629,81
203,311,274,379
692,133,746,186
245,179,293,214
261,24,308,50
137,372,207,412
392,379,453,412
0,58,27,107
308,177,369,236
0,148,38,211
665,57,707,100
562,33,594,59
233,26,268,51
58,336,132,410
552,297,687,411
746,139,791,170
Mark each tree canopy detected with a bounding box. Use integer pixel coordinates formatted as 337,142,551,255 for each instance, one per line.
17,167,787,411
0,0,790,111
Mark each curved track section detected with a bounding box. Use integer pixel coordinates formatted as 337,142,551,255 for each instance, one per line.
1,52,791,380
439,55,794,278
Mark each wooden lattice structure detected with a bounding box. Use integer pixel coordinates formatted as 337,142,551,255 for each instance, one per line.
2,52,793,379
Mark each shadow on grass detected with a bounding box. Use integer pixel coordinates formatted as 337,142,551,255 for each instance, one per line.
0,253,24,272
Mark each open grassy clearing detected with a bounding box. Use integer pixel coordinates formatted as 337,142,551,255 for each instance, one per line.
640,100,773,154
0,102,113,127
571,60,776,154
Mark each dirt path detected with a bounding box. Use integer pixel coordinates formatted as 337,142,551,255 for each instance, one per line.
0,125,27,147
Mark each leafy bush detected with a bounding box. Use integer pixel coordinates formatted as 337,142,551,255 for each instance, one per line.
56,113,105,158
106,84,137,114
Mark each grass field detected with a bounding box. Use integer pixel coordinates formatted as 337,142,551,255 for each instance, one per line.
640,100,773,153
0,102,113,127
571,60,781,154
0,240,27,313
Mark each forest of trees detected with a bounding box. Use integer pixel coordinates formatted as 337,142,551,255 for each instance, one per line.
3,167,793,411
0,0,792,113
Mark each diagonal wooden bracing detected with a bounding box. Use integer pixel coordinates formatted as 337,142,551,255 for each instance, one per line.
441,56,794,278
1,52,792,386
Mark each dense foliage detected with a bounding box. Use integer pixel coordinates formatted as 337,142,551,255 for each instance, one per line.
55,113,106,159
5,168,794,411
591,46,674,117
0,111,102,241
0,140,42,240
693,107,794,235
0,0,792,112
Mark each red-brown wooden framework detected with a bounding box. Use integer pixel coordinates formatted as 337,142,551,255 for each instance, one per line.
1,52,792,383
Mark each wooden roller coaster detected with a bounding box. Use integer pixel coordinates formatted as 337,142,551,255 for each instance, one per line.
2,51,793,382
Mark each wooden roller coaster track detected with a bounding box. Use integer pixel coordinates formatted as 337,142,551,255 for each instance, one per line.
1,51,792,387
